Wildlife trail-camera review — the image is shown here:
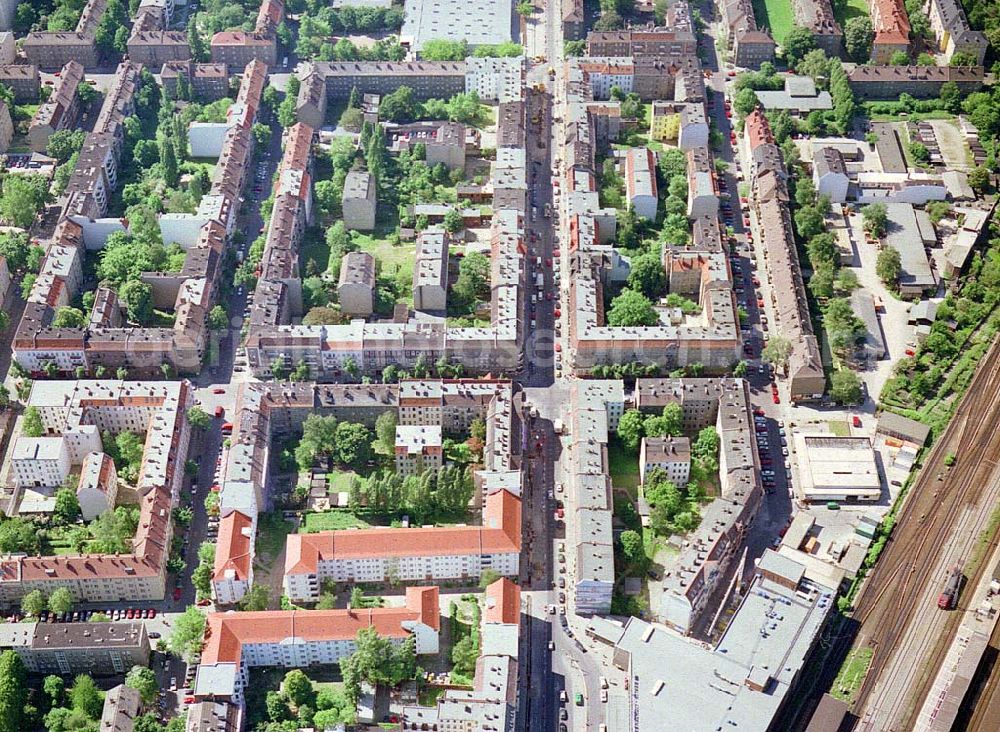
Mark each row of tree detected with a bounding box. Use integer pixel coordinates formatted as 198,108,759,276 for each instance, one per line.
347,464,476,521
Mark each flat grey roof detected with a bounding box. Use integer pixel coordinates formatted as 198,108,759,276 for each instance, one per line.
402,0,515,50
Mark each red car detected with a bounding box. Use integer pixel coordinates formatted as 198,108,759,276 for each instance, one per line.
173,588,182,601
852,416,862,428
212,388,225,395
554,309,561,318
555,342,562,352
727,70,736,77
197,598,211,607
772,394,780,404
214,405,224,418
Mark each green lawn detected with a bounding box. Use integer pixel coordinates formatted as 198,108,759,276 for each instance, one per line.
326,470,361,493
254,513,294,568
827,420,851,437
831,647,874,704
608,437,641,495
302,511,371,533
752,0,795,44
833,0,870,26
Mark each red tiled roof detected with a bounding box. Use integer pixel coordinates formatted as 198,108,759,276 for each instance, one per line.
745,108,773,149
201,586,440,665
484,578,520,625
284,492,521,575
213,511,253,581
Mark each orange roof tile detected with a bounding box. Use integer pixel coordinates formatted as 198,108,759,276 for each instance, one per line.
484,578,520,625
284,492,521,575
201,586,439,665
213,511,254,581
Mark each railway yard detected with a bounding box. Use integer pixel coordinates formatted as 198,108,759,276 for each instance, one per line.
837,336,1000,730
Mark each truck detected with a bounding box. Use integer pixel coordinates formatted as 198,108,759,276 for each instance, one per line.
553,418,565,435
536,272,544,289
938,565,963,609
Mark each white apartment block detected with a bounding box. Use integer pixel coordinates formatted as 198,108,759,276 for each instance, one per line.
394,424,444,476
76,451,117,521
283,490,521,603
194,587,441,704
10,437,71,489
464,56,524,102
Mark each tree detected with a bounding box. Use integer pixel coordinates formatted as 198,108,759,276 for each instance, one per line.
607,289,658,327
70,675,103,719
444,207,464,233
844,17,874,63
453,251,490,307
830,369,863,405
516,0,534,15
619,529,643,564
564,39,586,56
627,253,667,298
889,50,910,65
238,583,270,611
420,39,468,61
379,86,420,123
339,106,364,132
188,19,207,61
762,335,793,370
22,407,44,437
334,422,374,468
876,246,902,286
21,589,46,617
375,411,397,453
782,26,816,64
45,130,85,162
644,402,683,438
120,280,153,324
733,87,759,117
968,166,990,193
950,50,978,66
187,406,211,430
862,203,888,238
809,260,836,299
0,651,26,732
282,669,315,709
168,606,206,661
909,141,930,164
125,666,158,705
0,174,49,228
53,306,86,328
43,675,64,709
617,409,645,451
53,489,80,524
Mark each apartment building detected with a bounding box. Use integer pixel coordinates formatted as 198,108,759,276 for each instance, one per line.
465,56,523,103
127,30,191,66
649,100,708,151
76,451,118,521
210,0,281,68
401,578,520,730
624,147,658,220
686,145,719,219
342,169,376,231
161,61,230,101
10,437,71,488
296,61,466,121
869,0,911,62
337,250,376,316
925,0,987,64
814,146,850,203
745,109,825,401
413,229,449,312
564,56,740,373
394,424,444,476
284,490,520,600
635,379,763,634
847,64,984,99
99,685,141,732
640,436,691,486
565,380,625,614
0,621,150,675
211,379,518,603
24,32,98,69
723,0,776,66
792,0,843,55
0,65,40,102
0,380,192,605
28,60,84,153
194,587,440,704
16,63,263,377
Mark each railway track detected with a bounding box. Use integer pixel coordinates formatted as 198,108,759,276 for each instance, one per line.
849,337,1000,730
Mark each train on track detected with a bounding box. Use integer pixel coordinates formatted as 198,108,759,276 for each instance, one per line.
938,565,963,609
